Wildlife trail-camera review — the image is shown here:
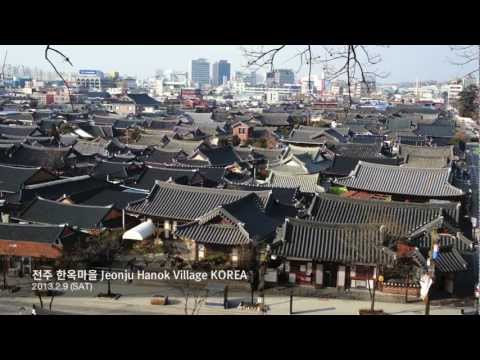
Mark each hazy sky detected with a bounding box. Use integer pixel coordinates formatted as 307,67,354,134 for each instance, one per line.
0,45,476,83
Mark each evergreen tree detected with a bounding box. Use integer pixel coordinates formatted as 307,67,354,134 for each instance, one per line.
457,84,479,119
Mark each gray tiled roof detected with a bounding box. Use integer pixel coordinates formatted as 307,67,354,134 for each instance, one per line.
268,172,321,194
408,247,468,273
18,197,114,230
283,126,328,145
0,164,54,193
272,218,396,265
410,233,472,252
0,222,66,244
175,223,250,246
399,144,453,168
308,193,460,237
434,248,468,272
197,193,279,241
160,138,204,155
334,161,464,197
126,181,271,221
331,143,386,159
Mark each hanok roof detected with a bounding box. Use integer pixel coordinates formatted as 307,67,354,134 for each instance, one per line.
272,218,395,265
322,155,400,178
9,175,109,204
258,113,292,127
398,135,429,146
92,161,138,181
268,172,321,194
351,134,384,144
399,144,453,168
73,138,110,157
434,248,468,272
126,93,160,107
196,193,279,241
160,138,204,155
224,183,298,206
162,164,226,187
93,114,126,125
410,232,472,252
308,193,460,237
334,161,464,198
175,223,251,246
194,144,241,167
146,119,180,130
283,126,328,145
0,223,66,259
6,144,73,170
385,116,413,131
322,128,350,143
176,194,279,246
146,149,187,164
408,247,468,273
184,112,214,125
415,124,456,138
74,188,146,209
330,143,386,159
126,181,272,221
0,124,38,137
0,222,66,245
132,166,201,190
18,197,115,230
0,164,56,193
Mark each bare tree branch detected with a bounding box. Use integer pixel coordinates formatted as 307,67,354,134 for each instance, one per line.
242,45,388,110
44,45,74,112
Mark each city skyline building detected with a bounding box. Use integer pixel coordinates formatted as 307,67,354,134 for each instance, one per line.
212,60,231,86
191,58,210,88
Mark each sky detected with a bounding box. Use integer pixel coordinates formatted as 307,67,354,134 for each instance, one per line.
0,45,477,83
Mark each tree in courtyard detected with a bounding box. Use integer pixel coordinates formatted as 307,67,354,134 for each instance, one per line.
61,230,125,298
457,85,479,119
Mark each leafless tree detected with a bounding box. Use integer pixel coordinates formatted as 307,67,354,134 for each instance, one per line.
176,279,207,315
449,45,480,82
449,46,480,119
44,45,74,112
241,45,388,108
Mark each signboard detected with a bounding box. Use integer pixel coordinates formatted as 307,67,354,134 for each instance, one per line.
79,70,103,77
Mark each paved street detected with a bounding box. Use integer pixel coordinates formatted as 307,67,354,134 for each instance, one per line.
0,278,465,315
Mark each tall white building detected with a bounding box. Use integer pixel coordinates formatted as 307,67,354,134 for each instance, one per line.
447,81,463,105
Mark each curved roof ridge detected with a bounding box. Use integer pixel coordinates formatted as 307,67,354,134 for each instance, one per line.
286,217,384,230
35,196,113,209
315,192,459,209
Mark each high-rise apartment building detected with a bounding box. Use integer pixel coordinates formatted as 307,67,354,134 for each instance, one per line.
212,60,231,86
191,58,210,88
266,69,295,87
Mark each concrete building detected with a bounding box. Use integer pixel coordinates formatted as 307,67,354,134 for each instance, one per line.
447,81,463,106
266,69,295,87
212,60,231,86
75,70,104,90
191,58,210,88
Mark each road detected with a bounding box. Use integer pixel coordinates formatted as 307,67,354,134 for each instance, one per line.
0,279,464,315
